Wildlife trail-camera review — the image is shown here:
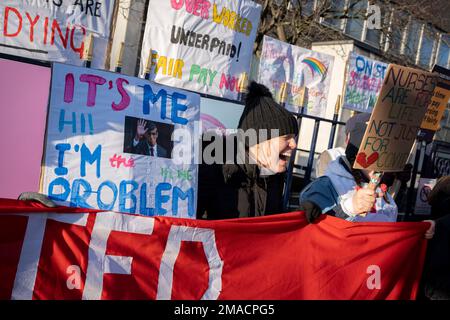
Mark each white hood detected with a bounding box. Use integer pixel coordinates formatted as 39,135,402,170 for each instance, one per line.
324,157,398,222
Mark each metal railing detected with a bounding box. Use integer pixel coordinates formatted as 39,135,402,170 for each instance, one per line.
282,110,346,210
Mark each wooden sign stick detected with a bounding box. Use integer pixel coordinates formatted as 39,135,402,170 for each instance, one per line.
279,82,288,108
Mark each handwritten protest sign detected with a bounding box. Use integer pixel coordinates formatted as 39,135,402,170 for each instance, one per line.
258,36,334,116
420,80,450,131
343,52,387,113
0,1,115,68
354,64,437,172
41,63,200,218
140,0,261,100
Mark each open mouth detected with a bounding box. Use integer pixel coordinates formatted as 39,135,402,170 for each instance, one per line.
279,152,291,161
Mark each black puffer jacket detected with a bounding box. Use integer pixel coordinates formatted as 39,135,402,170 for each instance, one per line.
422,214,450,300
221,162,285,217
196,135,285,219
428,176,450,220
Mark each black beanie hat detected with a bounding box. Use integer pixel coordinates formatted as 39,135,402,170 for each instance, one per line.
238,82,299,146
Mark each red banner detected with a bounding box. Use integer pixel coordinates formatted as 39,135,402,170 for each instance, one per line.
0,199,428,300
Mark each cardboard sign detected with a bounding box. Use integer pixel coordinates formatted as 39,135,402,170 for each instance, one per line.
420,80,450,131
0,1,115,68
414,178,436,215
0,57,51,199
354,64,437,172
343,52,387,113
41,63,200,218
139,0,261,100
258,36,334,116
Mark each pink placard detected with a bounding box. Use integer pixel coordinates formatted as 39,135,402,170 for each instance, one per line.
0,57,50,199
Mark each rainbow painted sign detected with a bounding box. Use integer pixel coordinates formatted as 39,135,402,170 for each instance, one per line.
258,36,334,116
302,57,328,80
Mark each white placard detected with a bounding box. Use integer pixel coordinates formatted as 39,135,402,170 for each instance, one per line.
342,52,387,113
414,178,436,215
140,0,261,100
258,35,334,116
42,63,200,218
0,1,115,68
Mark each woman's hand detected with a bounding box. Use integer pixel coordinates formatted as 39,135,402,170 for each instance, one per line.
423,220,436,239
352,188,376,215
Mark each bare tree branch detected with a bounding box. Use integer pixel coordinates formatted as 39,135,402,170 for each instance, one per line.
252,0,448,69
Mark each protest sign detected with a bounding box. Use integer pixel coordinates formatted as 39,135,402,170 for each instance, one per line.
0,1,115,68
0,57,50,199
258,36,334,116
0,199,428,300
414,178,436,215
343,52,387,113
420,80,450,131
139,0,261,100
41,63,200,218
200,97,244,135
354,64,437,172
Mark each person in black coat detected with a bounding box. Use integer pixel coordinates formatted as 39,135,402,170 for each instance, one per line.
421,214,450,300
197,82,299,219
419,176,450,299
427,176,450,220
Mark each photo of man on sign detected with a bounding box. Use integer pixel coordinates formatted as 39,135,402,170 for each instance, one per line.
124,116,174,159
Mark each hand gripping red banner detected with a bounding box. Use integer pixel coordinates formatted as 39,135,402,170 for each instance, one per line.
0,199,428,300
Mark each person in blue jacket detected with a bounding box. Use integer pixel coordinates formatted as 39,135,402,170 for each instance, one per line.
299,115,398,223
